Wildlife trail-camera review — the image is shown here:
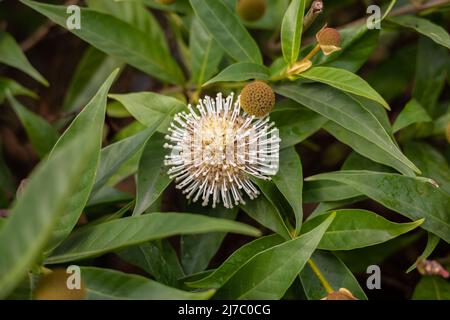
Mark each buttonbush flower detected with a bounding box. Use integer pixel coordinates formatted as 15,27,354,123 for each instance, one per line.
164,93,280,209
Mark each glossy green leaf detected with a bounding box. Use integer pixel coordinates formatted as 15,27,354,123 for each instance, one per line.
275,83,419,175
336,233,421,274
190,0,262,64
412,276,450,300
407,232,440,273
203,62,269,86
109,92,184,133
81,267,214,300
272,147,303,234
303,180,361,203
92,124,161,196
133,133,171,215
47,213,261,264
306,170,450,243
20,0,184,85
118,240,184,288
0,131,97,298
190,17,224,86
299,251,367,300
271,103,327,149
388,15,450,49
0,77,37,104
392,99,431,133
214,213,335,299
186,234,285,289
241,191,291,240
87,186,133,207
181,204,238,275
299,66,390,110
404,141,450,195
0,31,48,86
46,70,118,250
302,209,424,250
324,121,415,176
7,94,58,158
63,47,123,112
281,0,306,65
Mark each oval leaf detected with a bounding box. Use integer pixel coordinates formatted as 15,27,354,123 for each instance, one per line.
189,0,262,64
306,170,450,243
0,131,97,298
281,0,306,65
47,213,261,264
299,66,390,110
204,62,269,86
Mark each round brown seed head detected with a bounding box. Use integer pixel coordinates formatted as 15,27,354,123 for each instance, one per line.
240,81,275,117
236,0,266,22
316,27,341,47
34,269,86,300
156,0,176,4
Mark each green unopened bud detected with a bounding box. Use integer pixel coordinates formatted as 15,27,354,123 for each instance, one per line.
316,27,341,56
240,81,275,117
236,0,267,22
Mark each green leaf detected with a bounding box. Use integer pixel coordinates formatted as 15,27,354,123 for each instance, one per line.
412,276,450,300
275,83,420,175
304,180,361,203
92,124,161,196
63,47,123,112
203,62,269,86
109,92,184,133
323,121,415,176
272,147,303,234
281,0,306,65
81,267,214,300
190,17,224,86
0,77,37,104
46,70,119,250
407,232,440,273
118,240,184,288
271,103,327,149
214,213,335,299
299,251,367,300
412,37,447,117
302,209,424,251
336,233,421,274
0,131,98,298
20,0,184,85
404,141,450,195
299,67,390,110
87,186,133,207
306,170,450,243
241,192,291,240
392,99,432,133
181,204,238,275
47,213,261,264
0,31,48,86
7,94,58,158
388,15,450,49
133,133,171,215
186,234,285,289
189,0,262,64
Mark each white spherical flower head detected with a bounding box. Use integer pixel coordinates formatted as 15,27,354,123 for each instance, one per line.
164,93,280,209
